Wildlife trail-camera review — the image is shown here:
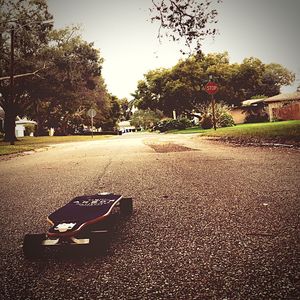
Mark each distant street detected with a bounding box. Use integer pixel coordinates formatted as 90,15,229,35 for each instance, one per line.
0,133,299,299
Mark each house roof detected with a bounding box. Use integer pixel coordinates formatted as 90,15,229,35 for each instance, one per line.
264,92,300,103
15,119,37,125
242,98,266,106
118,120,135,129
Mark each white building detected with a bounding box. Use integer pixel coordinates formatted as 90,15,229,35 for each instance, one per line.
15,117,37,137
0,107,37,137
118,120,136,133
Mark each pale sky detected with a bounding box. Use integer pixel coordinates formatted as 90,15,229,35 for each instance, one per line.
47,0,300,100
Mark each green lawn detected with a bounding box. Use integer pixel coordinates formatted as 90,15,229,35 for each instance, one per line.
171,120,300,145
0,135,112,156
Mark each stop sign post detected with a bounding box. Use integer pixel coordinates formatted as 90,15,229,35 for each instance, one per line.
204,81,219,130
87,108,96,138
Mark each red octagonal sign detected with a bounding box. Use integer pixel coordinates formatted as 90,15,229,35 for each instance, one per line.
205,81,218,95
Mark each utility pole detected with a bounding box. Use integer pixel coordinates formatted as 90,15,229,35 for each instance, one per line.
9,27,15,145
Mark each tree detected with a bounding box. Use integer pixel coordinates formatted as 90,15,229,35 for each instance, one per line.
0,0,53,143
130,109,163,130
25,26,106,135
98,95,121,131
133,52,295,114
260,63,295,96
150,0,222,54
117,97,130,121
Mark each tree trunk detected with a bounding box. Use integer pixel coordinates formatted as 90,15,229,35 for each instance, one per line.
3,106,17,144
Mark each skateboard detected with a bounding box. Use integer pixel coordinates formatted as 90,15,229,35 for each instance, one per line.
23,193,133,258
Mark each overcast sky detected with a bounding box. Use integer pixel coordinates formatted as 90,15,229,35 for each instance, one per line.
47,0,300,100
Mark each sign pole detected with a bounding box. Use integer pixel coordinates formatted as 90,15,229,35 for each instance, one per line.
91,115,94,138
87,108,97,138
211,94,217,130
204,81,218,131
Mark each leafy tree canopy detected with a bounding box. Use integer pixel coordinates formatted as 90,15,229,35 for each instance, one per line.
0,1,120,137
0,0,53,141
130,109,163,130
132,52,295,117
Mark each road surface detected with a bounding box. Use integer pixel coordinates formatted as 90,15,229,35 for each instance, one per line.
0,133,299,299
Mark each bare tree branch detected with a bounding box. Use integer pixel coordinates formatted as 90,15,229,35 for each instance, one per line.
0,64,46,81
150,0,222,54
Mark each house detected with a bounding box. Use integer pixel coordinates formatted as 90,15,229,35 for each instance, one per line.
264,92,300,121
118,120,137,133
229,98,267,124
0,106,37,137
15,117,37,137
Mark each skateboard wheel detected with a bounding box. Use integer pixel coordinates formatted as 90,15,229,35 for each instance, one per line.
23,233,46,258
120,197,133,215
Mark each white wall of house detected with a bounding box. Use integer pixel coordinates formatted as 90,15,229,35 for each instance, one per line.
118,120,136,133
15,124,25,137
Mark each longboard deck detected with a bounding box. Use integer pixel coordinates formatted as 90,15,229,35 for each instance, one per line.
47,193,122,237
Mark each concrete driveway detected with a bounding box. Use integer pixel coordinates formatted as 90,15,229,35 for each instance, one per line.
0,133,299,299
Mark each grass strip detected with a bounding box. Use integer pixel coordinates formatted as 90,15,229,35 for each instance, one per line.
171,121,300,145
0,135,112,156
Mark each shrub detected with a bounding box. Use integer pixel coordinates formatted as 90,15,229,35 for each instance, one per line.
24,124,35,136
195,102,235,129
178,117,193,129
130,109,163,130
217,112,235,128
200,114,213,129
155,117,192,132
245,113,269,123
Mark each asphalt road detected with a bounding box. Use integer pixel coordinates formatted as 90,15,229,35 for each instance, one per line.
0,133,299,300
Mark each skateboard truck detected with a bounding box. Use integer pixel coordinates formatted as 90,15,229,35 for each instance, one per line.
23,193,133,258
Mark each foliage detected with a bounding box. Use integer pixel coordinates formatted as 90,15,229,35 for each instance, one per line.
154,117,192,132
217,112,234,128
0,0,53,142
132,52,295,116
130,109,163,130
0,0,117,137
244,112,269,124
200,114,213,129
150,0,222,54
196,101,234,128
117,98,130,121
212,103,234,128
25,26,110,135
24,123,35,136
242,100,269,124
251,95,266,99
98,95,122,131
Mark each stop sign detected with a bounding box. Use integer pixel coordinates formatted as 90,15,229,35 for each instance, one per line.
204,81,218,95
